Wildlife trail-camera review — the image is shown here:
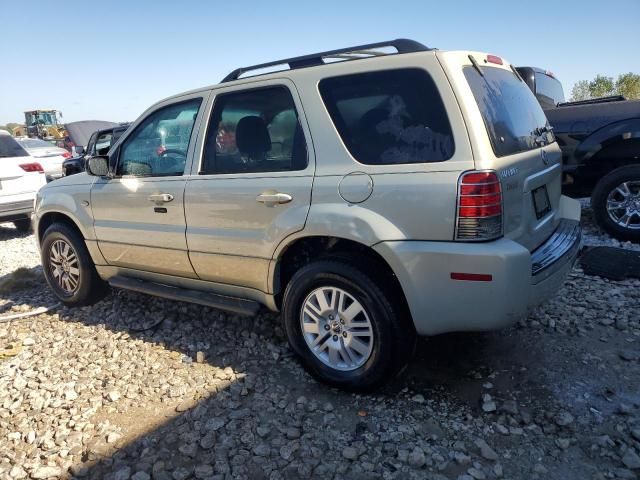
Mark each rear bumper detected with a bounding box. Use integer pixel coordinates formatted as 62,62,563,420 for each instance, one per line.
374,198,582,336
0,199,34,222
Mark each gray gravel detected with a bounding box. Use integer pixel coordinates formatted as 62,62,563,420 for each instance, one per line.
1,204,639,480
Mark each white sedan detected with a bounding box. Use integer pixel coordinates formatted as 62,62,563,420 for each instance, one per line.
15,137,71,181
1,131,47,231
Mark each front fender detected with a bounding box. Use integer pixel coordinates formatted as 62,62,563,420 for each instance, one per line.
34,183,95,241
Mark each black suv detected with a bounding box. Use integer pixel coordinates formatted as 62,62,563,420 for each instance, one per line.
517,66,640,242
63,124,130,176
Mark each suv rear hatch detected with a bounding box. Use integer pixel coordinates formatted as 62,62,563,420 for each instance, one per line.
440,52,562,251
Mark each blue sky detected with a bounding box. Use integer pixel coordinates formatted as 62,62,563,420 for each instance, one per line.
1,0,638,124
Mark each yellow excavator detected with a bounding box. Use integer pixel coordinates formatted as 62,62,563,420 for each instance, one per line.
12,109,68,144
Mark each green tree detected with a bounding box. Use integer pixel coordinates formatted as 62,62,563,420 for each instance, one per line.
589,75,615,98
570,80,591,101
616,72,640,99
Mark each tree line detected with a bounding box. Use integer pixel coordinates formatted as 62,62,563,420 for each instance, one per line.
570,73,640,101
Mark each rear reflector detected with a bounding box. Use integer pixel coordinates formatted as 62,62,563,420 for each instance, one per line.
19,162,44,173
450,272,493,282
486,55,503,65
455,170,503,241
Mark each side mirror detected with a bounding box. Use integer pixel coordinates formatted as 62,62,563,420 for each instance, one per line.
86,156,110,177
73,145,85,155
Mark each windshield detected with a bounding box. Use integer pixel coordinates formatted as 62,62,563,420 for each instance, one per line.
464,65,553,157
17,138,53,149
26,111,58,126
534,72,565,108
0,135,30,158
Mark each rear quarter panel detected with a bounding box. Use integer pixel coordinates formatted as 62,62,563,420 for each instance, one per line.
285,51,474,245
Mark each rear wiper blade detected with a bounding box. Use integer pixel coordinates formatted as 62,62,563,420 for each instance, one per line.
468,55,484,77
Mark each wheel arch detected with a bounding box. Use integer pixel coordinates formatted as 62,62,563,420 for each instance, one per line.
37,212,107,266
271,235,413,326
575,117,640,167
37,212,84,244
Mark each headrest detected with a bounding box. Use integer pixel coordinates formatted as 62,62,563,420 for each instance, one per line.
236,116,271,155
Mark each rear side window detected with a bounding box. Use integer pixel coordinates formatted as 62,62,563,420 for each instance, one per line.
319,69,454,165
464,66,552,157
0,135,29,158
534,72,565,109
201,86,308,175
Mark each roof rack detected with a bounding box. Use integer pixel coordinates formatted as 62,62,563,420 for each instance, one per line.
221,38,430,83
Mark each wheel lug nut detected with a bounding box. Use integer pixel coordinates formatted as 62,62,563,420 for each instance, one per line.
342,331,347,337
333,335,338,341
340,319,345,324
324,324,330,331
329,315,334,320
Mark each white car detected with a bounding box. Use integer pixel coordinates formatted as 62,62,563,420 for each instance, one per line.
15,137,71,180
0,131,47,231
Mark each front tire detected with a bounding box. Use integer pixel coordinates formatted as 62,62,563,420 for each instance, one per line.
41,223,108,306
592,165,640,243
282,260,415,391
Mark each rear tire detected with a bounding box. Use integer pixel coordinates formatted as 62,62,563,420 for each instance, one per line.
13,219,31,232
41,222,108,306
282,260,415,391
591,165,640,243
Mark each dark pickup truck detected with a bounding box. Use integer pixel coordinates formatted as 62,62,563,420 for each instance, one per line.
517,66,640,242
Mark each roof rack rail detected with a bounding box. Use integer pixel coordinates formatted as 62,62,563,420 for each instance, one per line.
221,38,430,83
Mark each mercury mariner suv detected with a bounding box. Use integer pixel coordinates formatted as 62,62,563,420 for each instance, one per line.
33,39,582,390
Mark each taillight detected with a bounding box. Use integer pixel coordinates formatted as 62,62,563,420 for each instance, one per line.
455,170,503,241
486,54,503,65
19,162,44,173
62,152,72,158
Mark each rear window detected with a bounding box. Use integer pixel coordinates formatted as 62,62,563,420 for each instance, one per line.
17,138,52,149
319,69,454,165
534,72,565,109
0,135,29,158
464,66,552,157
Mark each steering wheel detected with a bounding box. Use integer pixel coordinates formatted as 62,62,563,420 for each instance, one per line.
158,148,187,175
161,148,187,158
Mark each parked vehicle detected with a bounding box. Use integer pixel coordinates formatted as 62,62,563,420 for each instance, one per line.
516,66,640,241
16,137,71,181
62,120,118,153
34,40,581,390
62,124,130,176
0,131,46,231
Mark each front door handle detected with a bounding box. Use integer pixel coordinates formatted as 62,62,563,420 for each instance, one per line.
148,193,174,203
256,191,293,205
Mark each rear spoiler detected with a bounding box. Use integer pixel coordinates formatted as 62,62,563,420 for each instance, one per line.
558,95,626,107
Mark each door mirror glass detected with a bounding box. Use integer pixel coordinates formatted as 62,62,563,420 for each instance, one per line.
73,145,85,155
86,156,110,177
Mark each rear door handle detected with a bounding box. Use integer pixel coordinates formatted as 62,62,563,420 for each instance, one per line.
148,193,174,203
256,192,293,205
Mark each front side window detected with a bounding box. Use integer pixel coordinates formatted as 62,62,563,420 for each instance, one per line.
201,86,308,175
319,69,455,165
118,98,202,177
464,66,554,157
95,132,113,155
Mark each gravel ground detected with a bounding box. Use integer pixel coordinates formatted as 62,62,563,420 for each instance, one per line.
1,202,639,480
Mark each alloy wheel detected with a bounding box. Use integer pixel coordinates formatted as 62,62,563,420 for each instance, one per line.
606,180,640,230
300,286,374,371
49,239,80,294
